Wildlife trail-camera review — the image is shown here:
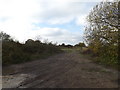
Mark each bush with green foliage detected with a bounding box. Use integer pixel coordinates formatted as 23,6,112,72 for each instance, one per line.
1,32,62,66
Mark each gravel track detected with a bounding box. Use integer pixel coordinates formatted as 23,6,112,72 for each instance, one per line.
2,50,118,88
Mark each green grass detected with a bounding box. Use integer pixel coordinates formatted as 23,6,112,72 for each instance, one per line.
61,47,82,53
61,48,74,52
80,52,119,70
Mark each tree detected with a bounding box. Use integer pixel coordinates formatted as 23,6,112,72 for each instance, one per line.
25,39,34,44
0,31,11,41
75,42,86,47
84,0,119,64
61,43,65,47
85,1,118,46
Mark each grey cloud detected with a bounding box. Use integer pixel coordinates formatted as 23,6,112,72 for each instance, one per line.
35,1,96,25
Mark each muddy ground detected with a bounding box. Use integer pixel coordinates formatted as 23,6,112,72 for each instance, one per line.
2,50,119,88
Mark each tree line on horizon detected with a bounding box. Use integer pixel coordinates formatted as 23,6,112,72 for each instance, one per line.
1,31,86,66
58,42,86,48
1,31,62,66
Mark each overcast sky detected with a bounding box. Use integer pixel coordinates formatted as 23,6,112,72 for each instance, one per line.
0,0,107,45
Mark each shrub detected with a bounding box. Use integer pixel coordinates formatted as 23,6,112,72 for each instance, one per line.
2,32,62,66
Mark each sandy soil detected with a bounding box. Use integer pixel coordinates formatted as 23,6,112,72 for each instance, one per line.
2,50,119,88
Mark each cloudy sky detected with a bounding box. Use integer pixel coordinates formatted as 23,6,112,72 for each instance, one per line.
0,0,106,45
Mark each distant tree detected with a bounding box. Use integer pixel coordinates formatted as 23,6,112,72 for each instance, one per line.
75,42,86,47
66,44,73,48
25,39,34,44
61,43,65,47
35,40,42,44
0,31,12,41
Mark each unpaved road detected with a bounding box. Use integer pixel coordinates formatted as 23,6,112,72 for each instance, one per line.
2,50,118,88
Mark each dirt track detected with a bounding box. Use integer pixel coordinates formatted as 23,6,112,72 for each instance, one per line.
2,50,118,88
